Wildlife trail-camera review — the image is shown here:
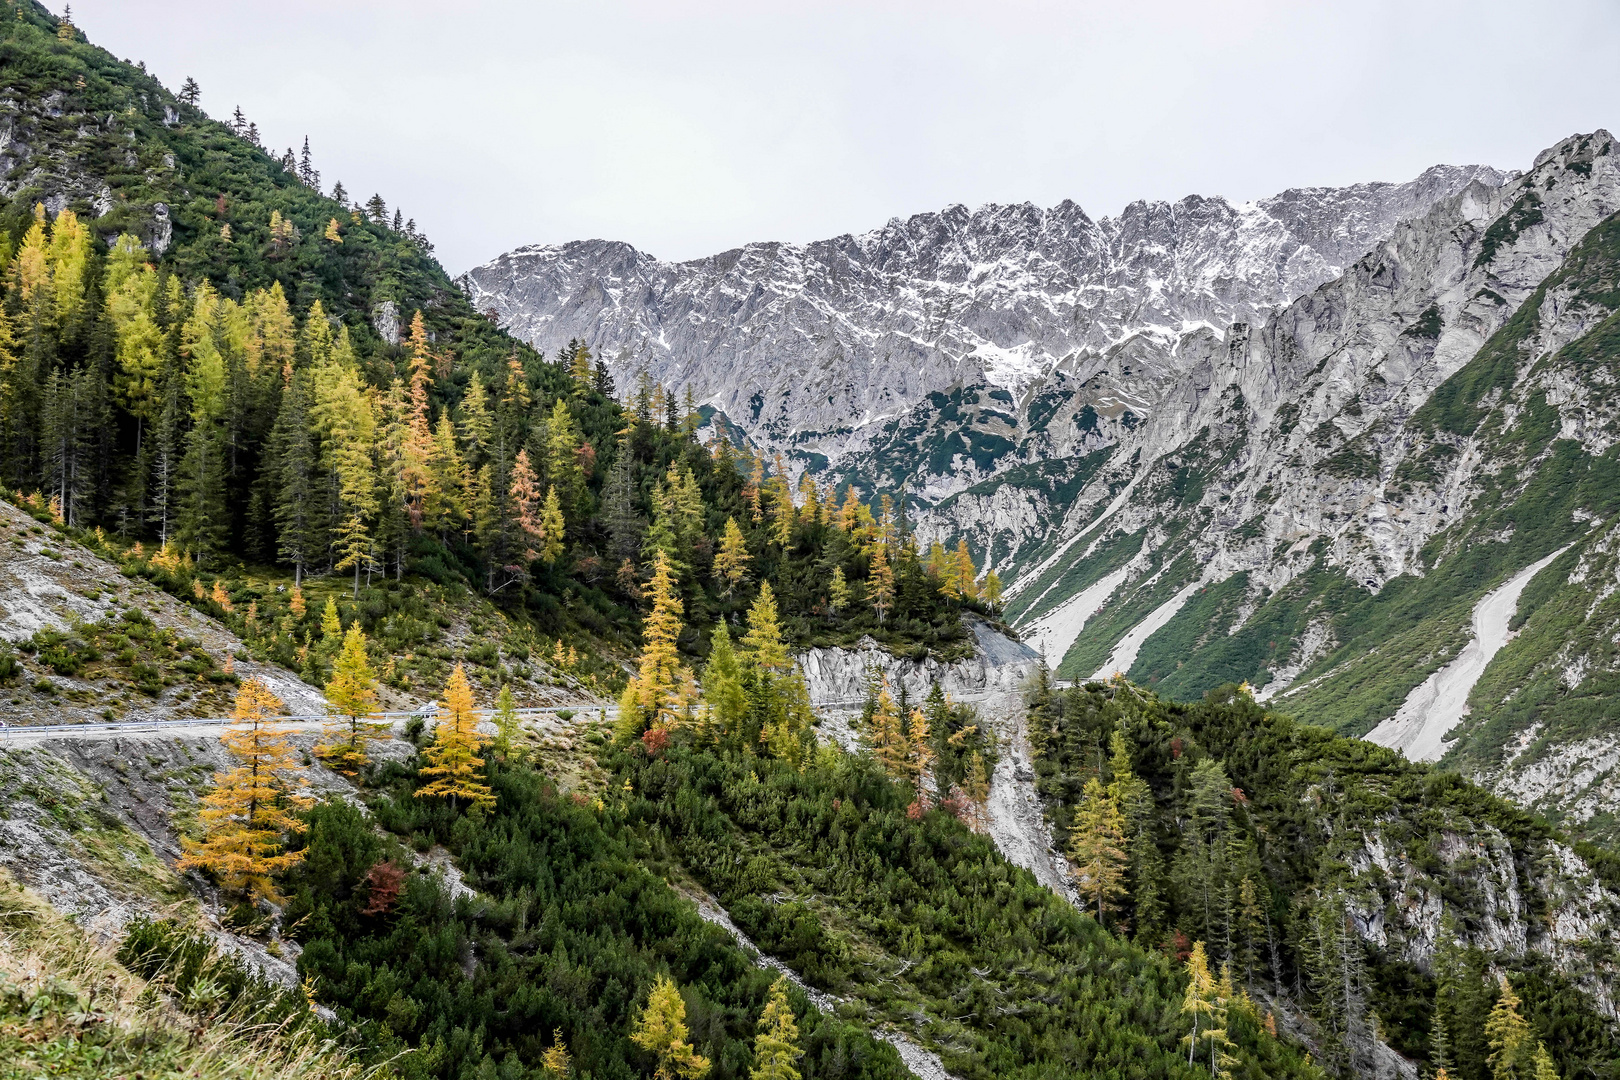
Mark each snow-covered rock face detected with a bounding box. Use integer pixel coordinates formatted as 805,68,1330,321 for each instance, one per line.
460,164,1507,458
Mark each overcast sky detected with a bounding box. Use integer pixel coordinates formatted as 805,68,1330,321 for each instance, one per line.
72,0,1620,274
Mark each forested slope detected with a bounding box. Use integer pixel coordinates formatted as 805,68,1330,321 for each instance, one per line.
0,1,998,719
1029,677,1620,1080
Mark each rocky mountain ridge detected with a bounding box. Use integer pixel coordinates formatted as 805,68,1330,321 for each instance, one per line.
461,164,1507,464
468,130,1620,849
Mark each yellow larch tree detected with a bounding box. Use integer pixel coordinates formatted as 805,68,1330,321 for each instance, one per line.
983,570,1003,614
178,678,311,903
742,581,792,674
905,707,934,797
714,516,751,597
415,663,495,813
540,1030,573,1079
1067,776,1128,927
750,976,803,1080
951,541,979,602
869,683,908,781
540,485,566,565
401,310,436,529
630,974,710,1080
511,448,543,562
616,550,691,742
827,566,850,614
324,217,343,243
869,544,895,625
319,622,389,775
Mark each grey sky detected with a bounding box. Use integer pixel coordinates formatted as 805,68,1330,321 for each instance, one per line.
74,0,1620,275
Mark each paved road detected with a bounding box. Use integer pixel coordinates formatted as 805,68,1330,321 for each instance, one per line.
0,704,615,746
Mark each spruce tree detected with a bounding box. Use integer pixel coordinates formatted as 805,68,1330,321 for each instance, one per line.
268,368,320,585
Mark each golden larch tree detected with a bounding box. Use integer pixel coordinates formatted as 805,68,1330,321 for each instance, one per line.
630,974,710,1080
616,550,691,742
742,581,792,674
750,976,803,1080
869,683,908,781
415,663,495,812
540,484,566,564
714,516,750,596
179,678,311,903
827,567,849,614
1067,776,1128,927
540,1030,573,1079
319,622,389,775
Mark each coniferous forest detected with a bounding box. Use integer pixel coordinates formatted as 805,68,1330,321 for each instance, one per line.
2,8,1619,1080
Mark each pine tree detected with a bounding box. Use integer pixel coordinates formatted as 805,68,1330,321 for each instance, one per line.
319,623,388,774
750,976,802,1080
601,441,644,566
269,368,320,585
415,664,494,813
714,516,750,596
177,283,230,565
178,678,311,904
630,974,710,1080
1067,776,1128,926
426,413,466,540
179,76,200,105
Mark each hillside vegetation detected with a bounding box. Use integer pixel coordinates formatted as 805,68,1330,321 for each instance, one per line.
1029,677,1620,1080
0,1,994,716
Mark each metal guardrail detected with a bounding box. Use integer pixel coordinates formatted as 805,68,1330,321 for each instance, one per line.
0,703,616,740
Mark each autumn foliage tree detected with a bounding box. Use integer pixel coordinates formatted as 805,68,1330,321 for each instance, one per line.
630,974,710,1080
318,622,389,775
415,663,494,812
750,976,803,1080
179,677,311,903
616,551,696,743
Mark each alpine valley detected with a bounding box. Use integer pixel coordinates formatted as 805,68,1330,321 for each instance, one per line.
465,132,1620,848
6,5,1620,1080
